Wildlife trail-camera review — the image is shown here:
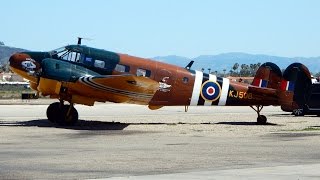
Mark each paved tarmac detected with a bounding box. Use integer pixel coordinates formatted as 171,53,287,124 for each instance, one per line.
0,100,320,179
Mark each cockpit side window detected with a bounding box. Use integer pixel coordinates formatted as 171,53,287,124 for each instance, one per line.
60,51,80,62
50,47,67,59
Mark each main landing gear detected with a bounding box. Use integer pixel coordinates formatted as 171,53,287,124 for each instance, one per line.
250,105,267,125
46,101,79,126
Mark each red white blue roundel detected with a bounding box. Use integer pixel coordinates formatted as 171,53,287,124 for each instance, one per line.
200,81,221,101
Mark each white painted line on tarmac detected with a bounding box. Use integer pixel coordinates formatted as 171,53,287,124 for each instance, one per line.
93,163,320,180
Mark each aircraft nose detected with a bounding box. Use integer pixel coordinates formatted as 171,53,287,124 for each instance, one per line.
9,53,40,72
9,53,30,70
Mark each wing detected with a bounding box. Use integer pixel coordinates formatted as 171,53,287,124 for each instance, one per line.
71,75,159,104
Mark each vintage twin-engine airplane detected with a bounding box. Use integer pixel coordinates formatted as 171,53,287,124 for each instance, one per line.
9,39,312,126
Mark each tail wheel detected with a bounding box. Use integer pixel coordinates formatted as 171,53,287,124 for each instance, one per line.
257,115,267,125
250,105,268,125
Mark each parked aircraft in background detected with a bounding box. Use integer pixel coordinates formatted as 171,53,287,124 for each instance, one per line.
9,39,312,126
290,82,320,116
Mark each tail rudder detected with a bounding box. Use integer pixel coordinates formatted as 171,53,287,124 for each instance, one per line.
279,63,312,112
252,62,282,89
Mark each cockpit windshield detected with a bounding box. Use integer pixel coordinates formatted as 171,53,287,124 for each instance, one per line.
49,46,80,62
49,47,68,57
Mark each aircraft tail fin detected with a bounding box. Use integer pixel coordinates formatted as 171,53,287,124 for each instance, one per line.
251,62,282,89
278,63,312,112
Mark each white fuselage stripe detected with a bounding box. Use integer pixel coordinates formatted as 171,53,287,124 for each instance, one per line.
259,79,262,87
204,74,217,106
190,71,203,106
218,78,230,106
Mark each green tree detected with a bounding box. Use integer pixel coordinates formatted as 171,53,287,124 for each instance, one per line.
232,63,239,76
223,69,226,77
240,64,250,76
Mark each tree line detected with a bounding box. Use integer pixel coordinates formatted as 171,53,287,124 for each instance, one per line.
201,63,262,77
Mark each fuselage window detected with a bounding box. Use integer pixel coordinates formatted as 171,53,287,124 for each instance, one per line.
182,77,189,84
94,60,105,68
136,68,151,77
115,64,130,73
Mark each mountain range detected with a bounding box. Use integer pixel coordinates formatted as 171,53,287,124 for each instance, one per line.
1,45,320,73
153,53,320,74
0,45,27,65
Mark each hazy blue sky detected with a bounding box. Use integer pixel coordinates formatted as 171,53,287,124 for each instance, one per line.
2,0,320,58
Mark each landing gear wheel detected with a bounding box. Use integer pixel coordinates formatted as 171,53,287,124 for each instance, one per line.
46,102,79,126
65,105,79,126
257,115,267,125
293,109,304,116
55,105,79,126
250,105,268,125
46,102,62,123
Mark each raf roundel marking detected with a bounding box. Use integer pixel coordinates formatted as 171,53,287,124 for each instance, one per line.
200,80,222,102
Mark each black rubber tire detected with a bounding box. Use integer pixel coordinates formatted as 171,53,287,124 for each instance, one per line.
257,115,267,125
46,102,62,123
55,105,79,126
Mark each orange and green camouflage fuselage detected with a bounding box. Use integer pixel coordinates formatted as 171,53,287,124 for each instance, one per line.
9,44,310,111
